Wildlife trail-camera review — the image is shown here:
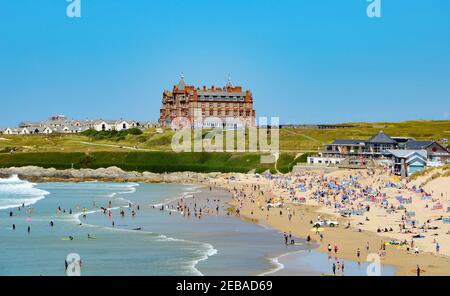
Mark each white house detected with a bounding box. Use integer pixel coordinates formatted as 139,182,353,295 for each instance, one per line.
93,120,136,132
3,128,19,135
60,126,84,134
20,127,31,135
43,127,54,134
115,120,132,131
93,120,115,131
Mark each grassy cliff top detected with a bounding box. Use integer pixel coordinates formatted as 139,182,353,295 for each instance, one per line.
1,120,448,154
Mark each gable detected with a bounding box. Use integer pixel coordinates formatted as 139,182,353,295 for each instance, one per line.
427,142,449,154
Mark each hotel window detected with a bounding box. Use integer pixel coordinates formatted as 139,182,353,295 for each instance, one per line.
209,110,214,116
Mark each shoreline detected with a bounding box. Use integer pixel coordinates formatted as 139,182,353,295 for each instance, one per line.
1,166,449,276
205,172,450,276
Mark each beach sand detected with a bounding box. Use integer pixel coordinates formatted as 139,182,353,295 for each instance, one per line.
201,168,450,276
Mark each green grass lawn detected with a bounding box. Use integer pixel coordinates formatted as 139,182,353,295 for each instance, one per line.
1,120,448,173
2,120,448,154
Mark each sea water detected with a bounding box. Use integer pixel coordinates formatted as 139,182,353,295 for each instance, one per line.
0,175,395,276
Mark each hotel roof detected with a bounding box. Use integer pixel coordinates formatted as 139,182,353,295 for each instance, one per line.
367,131,397,144
330,139,365,145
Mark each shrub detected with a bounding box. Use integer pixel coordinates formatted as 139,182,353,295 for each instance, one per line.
127,128,143,135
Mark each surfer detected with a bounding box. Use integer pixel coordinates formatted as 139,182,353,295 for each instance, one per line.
12,224,15,230
50,221,54,227
27,226,30,234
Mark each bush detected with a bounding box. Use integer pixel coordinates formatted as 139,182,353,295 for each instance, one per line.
127,128,143,135
81,128,143,140
78,154,95,168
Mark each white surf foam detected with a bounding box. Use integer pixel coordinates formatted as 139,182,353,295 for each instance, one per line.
259,250,306,276
0,175,49,210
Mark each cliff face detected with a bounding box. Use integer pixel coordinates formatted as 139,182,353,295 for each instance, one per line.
0,166,224,184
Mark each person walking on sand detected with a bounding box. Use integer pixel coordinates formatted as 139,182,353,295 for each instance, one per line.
416,265,421,276
334,244,338,254
328,244,332,253
357,248,361,260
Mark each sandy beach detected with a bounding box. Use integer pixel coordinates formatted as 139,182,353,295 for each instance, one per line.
198,167,450,276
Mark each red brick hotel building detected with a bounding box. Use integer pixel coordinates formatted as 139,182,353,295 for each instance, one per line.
159,75,256,128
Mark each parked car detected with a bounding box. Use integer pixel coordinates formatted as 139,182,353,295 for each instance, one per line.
313,220,339,228
267,202,283,208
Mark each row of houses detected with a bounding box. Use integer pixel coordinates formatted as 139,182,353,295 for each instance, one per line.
307,131,450,177
0,115,159,135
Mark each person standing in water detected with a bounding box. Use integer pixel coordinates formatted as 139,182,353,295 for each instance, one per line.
27,226,30,234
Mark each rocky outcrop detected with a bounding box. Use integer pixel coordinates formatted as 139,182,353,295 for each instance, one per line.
0,166,226,183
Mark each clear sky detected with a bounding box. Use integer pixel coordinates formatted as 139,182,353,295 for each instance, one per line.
0,0,449,126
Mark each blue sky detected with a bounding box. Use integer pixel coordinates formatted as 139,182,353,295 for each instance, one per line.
0,0,449,126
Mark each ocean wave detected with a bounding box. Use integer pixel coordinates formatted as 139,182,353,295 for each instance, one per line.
0,175,49,210
75,204,217,276
258,250,306,276
190,243,218,276
63,182,214,276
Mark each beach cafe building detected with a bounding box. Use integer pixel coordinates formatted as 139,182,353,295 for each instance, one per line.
308,131,450,168
322,131,399,158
